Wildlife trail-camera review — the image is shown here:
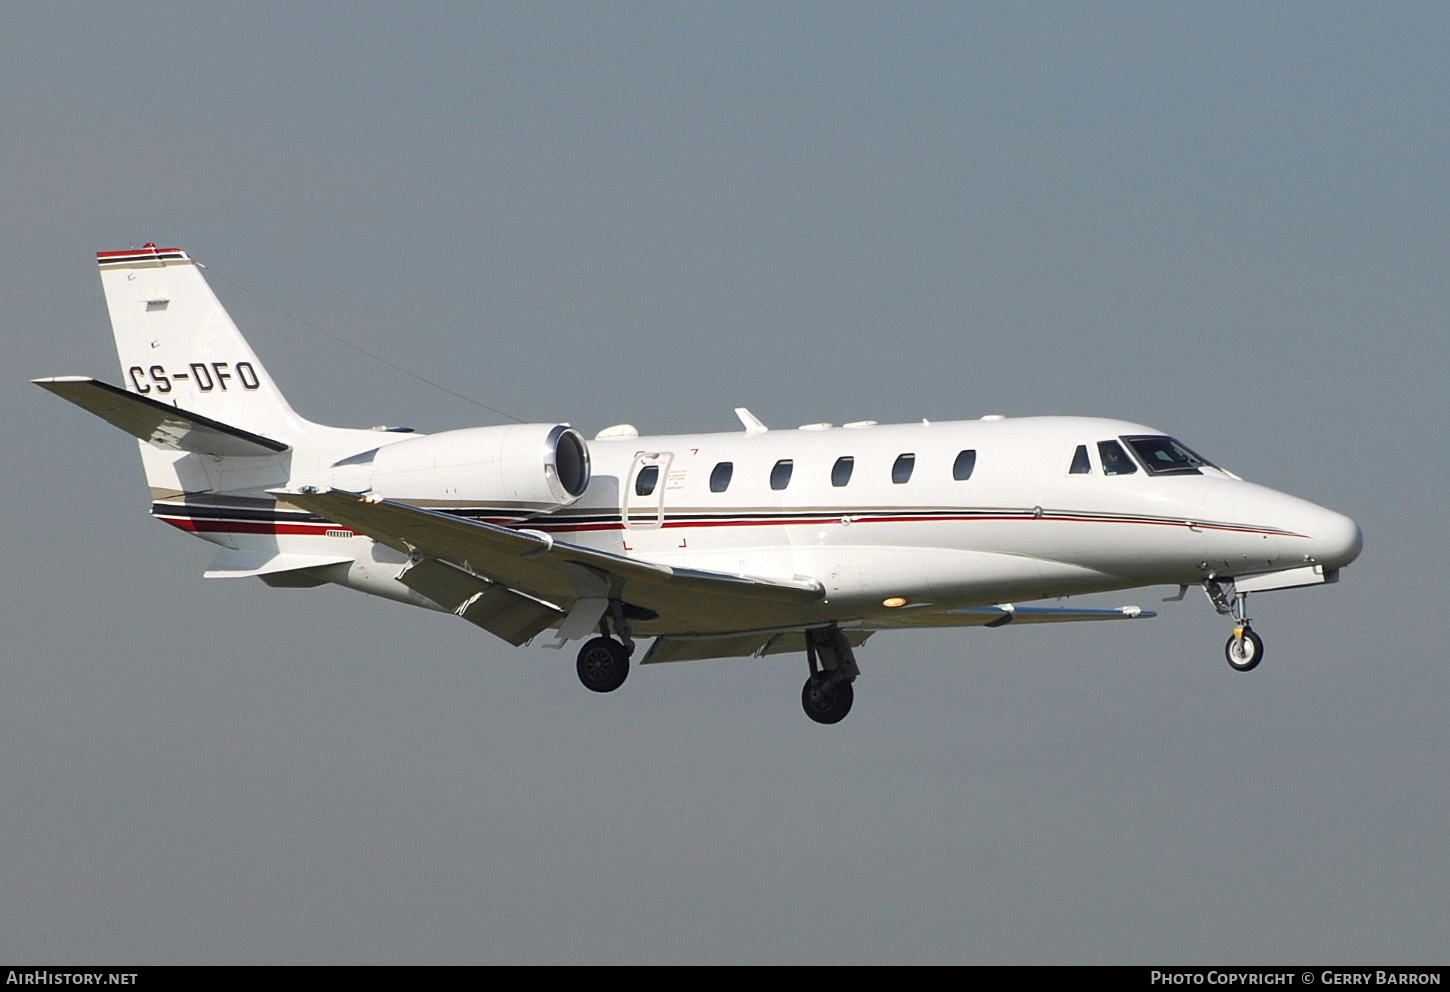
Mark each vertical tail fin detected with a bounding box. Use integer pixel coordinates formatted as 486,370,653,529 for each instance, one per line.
98,245,310,443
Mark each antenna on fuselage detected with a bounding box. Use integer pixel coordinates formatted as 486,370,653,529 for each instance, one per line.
735,408,769,434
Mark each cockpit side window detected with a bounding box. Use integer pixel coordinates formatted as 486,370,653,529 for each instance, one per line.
1069,445,1091,474
1097,440,1137,476
1122,435,1215,476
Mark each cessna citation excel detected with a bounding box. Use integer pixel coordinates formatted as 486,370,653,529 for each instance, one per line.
36,246,1363,724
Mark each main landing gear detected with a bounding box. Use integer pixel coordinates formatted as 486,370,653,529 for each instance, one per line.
576,636,630,693
801,627,860,725
802,676,854,725
1204,578,1265,673
575,602,635,694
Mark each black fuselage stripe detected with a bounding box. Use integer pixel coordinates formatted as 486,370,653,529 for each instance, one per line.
151,502,1301,538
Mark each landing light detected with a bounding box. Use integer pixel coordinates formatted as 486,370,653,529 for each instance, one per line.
883,597,908,608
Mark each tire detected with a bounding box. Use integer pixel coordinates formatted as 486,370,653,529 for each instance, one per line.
1225,628,1264,672
801,675,854,724
577,636,630,693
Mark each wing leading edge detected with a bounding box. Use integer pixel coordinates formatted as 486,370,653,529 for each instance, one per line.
640,604,1154,663
869,603,1156,628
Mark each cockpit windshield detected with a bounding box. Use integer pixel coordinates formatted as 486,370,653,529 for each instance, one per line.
1121,435,1217,476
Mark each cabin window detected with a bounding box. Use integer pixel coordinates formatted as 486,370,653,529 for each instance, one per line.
635,464,660,495
1097,439,1137,476
1069,445,1091,474
892,453,915,484
770,459,794,491
832,456,854,487
952,449,976,481
710,461,733,492
1121,435,1215,476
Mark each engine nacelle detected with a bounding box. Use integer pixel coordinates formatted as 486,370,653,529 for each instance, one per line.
347,423,591,517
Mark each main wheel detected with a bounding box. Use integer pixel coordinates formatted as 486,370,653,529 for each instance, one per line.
1225,628,1264,672
577,636,630,693
801,675,854,725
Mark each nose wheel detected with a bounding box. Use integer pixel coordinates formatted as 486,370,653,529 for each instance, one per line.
1225,626,1264,672
1205,578,1265,673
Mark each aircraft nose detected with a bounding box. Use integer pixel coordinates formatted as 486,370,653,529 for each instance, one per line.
1311,508,1363,570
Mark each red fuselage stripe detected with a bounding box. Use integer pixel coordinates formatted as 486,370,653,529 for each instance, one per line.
157,513,1304,540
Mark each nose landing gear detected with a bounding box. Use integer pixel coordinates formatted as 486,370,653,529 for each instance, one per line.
1205,578,1264,673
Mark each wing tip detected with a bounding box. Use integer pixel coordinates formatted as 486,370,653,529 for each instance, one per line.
32,375,97,386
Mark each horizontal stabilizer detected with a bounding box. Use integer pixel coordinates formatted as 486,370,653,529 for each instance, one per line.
33,377,289,457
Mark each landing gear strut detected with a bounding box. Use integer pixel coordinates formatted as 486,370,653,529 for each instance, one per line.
575,601,635,693
801,627,860,725
1205,578,1264,673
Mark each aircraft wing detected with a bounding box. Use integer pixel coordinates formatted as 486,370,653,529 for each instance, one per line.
34,376,288,457
280,488,827,638
871,603,1155,628
637,604,1153,663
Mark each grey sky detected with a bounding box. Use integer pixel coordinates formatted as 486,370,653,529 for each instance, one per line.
3,3,1445,963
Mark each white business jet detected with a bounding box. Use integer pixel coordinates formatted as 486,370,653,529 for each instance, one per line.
36,246,1362,723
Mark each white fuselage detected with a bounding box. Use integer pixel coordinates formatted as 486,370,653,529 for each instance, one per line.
564,416,1359,618
151,412,1362,632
